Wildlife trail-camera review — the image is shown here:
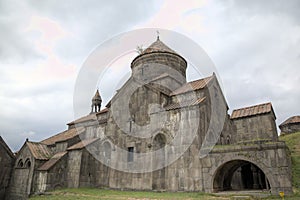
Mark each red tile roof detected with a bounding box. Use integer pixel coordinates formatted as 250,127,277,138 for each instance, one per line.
27,141,52,160
164,97,206,111
279,116,300,127
67,108,108,125
67,138,100,151
38,151,67,171
231,102,273,119
41,127,85,146
171,75,213,96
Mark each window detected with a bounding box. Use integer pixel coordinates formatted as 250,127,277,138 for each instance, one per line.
127,147,134,162
25,159,31,168
17,159,23,168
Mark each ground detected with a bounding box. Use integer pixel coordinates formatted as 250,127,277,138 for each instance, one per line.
29,132,300,200
280,131,300,188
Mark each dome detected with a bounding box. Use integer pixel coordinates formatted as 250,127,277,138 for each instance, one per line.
131,38,187,80
140,37,177,55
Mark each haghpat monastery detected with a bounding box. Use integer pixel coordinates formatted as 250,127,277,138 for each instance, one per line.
0,37,294,200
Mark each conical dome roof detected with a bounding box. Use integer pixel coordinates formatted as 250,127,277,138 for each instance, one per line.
140,37,177,55
131,37,185,67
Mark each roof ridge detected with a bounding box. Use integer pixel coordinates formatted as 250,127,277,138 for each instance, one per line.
41,127,85,145
67,137,100,151
232,102,271,112
0,136,15,158
170,74,214,96
231,102,273,120
187,75,213,84
280,115,300,126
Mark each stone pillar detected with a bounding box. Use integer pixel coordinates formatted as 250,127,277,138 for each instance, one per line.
251,164,259,189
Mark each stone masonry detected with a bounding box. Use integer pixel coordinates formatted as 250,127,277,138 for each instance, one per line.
3,38,293,199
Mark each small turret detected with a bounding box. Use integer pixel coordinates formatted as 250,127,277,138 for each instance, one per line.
91,89,102,113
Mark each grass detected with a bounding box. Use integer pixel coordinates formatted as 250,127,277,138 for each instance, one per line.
29,187,300,200
30,188,226,200
30,132,300,200
279,132,300,188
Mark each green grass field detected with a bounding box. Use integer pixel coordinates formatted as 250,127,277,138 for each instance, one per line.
30,132,300,200
30,188,226,200
280,131,300,188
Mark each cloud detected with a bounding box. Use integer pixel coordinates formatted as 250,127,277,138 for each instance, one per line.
0,1,41,62
198,0,300,126
0,0,160,150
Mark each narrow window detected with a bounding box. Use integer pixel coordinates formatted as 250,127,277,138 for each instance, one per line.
127,147,134,162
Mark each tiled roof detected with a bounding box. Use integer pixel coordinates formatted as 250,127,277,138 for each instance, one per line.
41,127,85,146
67,138,100,151
163,97,206,111
0,136,15,158
171,75,214,96
141,38,177,55
67,114,97,125
38,151,67,171
231,102,273,119
67,108,108,125
27,141,52,160
279,116,300,127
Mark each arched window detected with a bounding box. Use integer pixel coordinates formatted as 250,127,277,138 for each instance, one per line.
24,158,31,168
226,135,231,145
153,133,166,150
17,159,24,168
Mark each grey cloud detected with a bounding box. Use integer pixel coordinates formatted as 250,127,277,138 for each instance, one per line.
198,0,300,127
225,0,300,23
0,0,160,150
0,1,42,62
28,0,160,62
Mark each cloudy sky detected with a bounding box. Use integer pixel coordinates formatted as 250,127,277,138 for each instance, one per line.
0,0,299,151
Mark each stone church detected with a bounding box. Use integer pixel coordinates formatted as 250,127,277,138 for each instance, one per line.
4,38,293,199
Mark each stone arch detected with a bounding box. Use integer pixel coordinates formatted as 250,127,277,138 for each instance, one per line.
17,159,24,168
212,159,272,192
152,133,167,150
24,158,31,168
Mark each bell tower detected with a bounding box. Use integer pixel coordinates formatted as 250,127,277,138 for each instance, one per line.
91,89,102,113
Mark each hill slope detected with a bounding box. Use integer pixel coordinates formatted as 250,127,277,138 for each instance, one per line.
280,131,300,188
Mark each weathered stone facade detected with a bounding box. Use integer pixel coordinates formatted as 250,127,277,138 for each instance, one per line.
0,137,15,200
3,38,293,199
279,116,300,134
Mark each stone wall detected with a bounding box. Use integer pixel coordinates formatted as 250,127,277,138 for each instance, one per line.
8,145,35,200
201,142,292,195
67,150,82,188
232,113,278,143
280,123,300,134
46,156,68,191
131,52,187,84
0,139,14,200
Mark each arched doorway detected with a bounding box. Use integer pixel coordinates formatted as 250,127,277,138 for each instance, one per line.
213,160,270,192
152,133,166,190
